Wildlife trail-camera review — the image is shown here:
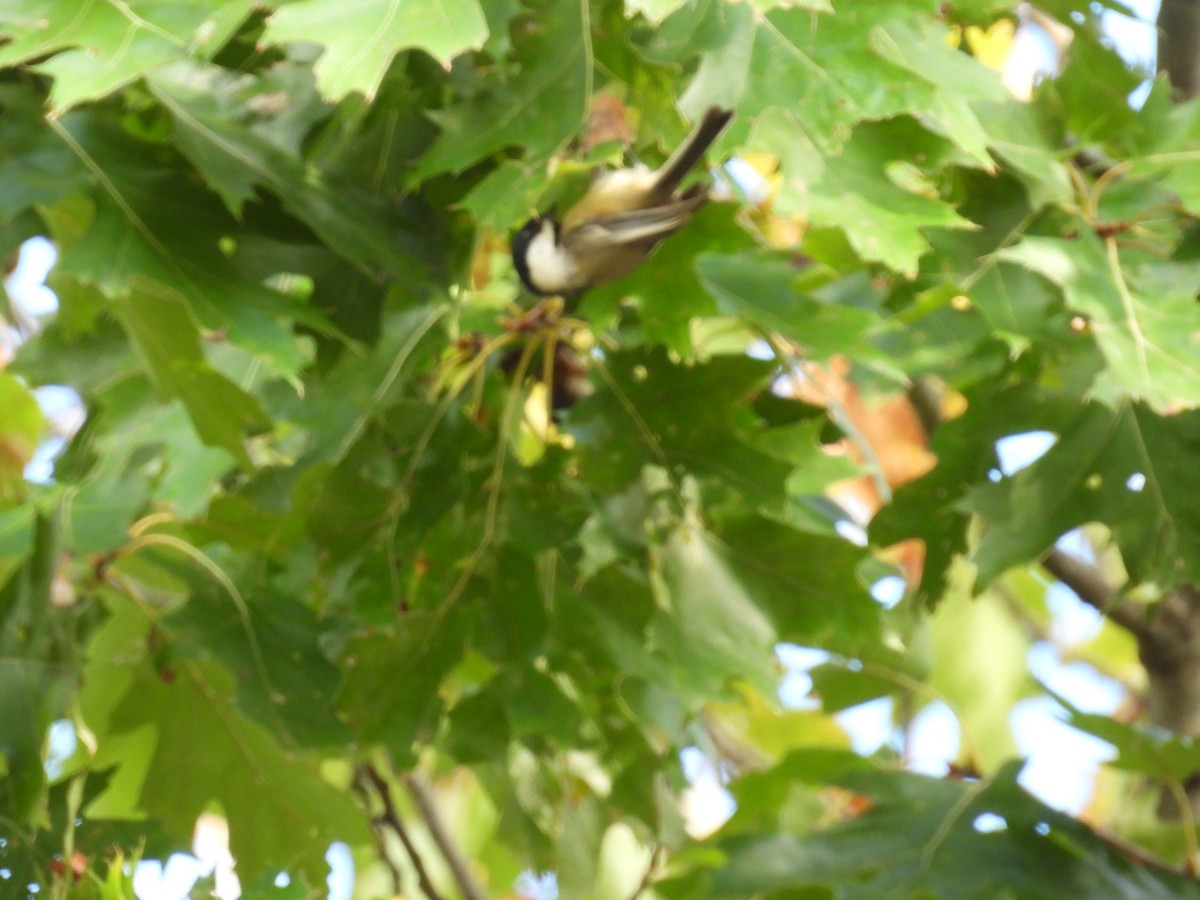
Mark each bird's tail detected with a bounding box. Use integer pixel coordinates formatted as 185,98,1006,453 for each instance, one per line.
652,106,734,199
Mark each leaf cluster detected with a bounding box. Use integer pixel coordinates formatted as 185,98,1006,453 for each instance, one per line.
2,0,1200,895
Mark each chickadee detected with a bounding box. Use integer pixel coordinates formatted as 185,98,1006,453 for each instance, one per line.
511,106,734,296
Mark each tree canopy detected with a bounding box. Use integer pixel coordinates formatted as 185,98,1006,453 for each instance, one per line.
5,0,1200,897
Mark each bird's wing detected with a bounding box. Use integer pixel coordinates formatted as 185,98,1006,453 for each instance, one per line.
564,192,709,250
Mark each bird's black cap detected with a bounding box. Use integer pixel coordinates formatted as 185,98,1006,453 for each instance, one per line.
510,214,546,295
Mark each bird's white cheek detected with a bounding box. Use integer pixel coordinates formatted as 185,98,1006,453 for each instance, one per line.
526,229,582,294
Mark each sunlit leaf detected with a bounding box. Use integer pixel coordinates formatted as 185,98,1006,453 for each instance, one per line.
263,0,488,99
1003,235,1200,411
0,375,42,501
0,0,252,112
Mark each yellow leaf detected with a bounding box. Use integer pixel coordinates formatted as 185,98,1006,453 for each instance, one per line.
965,19,1017,71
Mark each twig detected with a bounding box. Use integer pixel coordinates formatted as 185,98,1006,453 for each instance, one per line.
628,845,663,899
1093,820,1190,874
994,578,1144,693
1072,145,1118,178
404,772,488,900
1165,776,1200,867
1040,548,1152,640
352,770,404,893
357,764,446,900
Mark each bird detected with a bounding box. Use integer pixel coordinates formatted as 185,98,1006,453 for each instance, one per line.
510,106,734,297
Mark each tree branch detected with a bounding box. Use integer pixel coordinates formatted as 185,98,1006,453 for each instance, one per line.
1040,548,1152,639
1159,0,1200,100
357,764,446,900
352,771,405,893
404,772,488,900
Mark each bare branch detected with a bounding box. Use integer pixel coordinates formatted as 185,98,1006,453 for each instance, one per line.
357,764,446,900
1040,548,1152,639
352,771,405,893
404,772,488,900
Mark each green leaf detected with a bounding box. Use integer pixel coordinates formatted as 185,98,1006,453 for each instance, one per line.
674,2,1052,274
808,659,900,711
262,0,488,99
162,573,351,748
711,756,1200,897
967,261,1068,349
706,684,850,766
460,160,544,233
928,578,1028,768
560,565,677,693
873,384,1200,600
147,60,423,276
0,84,88,219
414,0,588,177
651,521,779,699
716,515,881,649
649,514,880,704
627,0,709,24
1050,20,1147,154
696,252,885,360
0,0,252,112
968,401,1200,589
1051,690,1200,784
337,612,465,761
112,281,267,467
106,660,367,884
147,56,329,215
566,349,788,509
0,506,35,589
504,669,580,744
800,117,979,275
1002,235,1200,411
46,113,315,379
970,98,1072,208
62,463,153,555
0,661,67,826
273,304,449,465
445,684,510,763
0,512,68,827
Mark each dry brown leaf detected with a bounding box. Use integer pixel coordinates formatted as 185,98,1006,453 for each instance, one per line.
787,356,936,588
